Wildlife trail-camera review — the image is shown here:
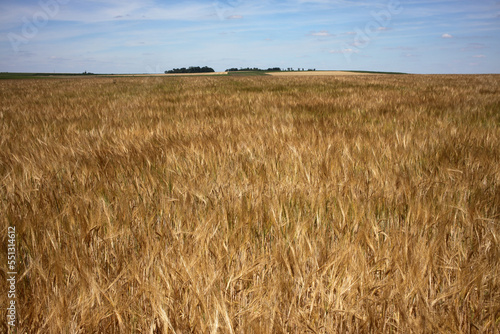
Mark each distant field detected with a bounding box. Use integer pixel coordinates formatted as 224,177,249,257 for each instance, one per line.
0,72,228,79
0,72,98,79
1,75,499,333
268,70,379,76
0,71,401,80
0,70,403,80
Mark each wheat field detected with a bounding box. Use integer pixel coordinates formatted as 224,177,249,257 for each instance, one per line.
1,74,500,333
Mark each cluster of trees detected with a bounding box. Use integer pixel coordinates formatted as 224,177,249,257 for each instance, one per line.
283,68,316,71
164,66,318,74
226,67,282,72
226,67,317,72
165,66,215,74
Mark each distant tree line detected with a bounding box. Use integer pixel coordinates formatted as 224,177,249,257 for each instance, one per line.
284,68,316,71
226,67,282,72
226,67,317,72
164,66,318,74
165,66,215,74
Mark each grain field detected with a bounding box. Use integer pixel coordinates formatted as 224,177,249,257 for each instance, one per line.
1,74,499,333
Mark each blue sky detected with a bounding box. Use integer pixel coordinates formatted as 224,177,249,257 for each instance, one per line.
0,0,499,74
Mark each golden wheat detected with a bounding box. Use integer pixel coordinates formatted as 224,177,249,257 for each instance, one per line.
1,74,499,333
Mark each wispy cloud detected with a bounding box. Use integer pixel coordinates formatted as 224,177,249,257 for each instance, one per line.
329,48,358,54
401,53,418,58
309,30,333,37
384,46,416,51
461,43,487,51
441,33,453,38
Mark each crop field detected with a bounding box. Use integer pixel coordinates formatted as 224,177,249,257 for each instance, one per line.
1,74,500,333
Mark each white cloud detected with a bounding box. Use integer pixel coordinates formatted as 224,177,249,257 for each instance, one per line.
473,54,486,58
441,33,453,38
227,15,243,19
310,30,332,37
352,41,365,47
401,53,417,58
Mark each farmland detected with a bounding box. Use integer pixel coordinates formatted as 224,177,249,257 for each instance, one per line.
1,74,500,333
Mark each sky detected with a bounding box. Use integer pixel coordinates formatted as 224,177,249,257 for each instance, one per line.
0,0,499,74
